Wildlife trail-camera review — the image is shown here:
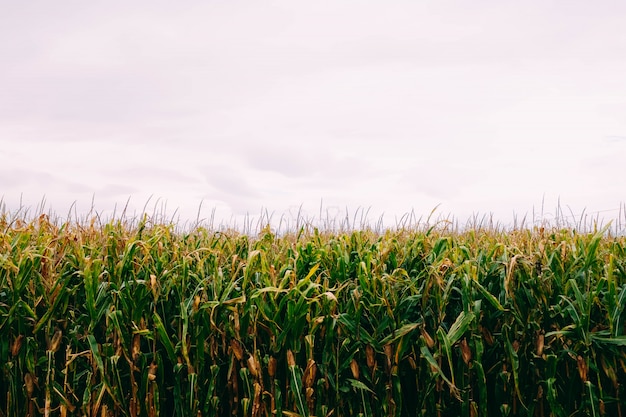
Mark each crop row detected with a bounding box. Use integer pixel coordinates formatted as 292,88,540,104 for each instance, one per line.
1,214,625,416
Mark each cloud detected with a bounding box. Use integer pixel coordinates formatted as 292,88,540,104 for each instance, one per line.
605,136,626,143
1,1,626,226
242,144,321,178
0,168,91,193
102,167,199,185
204,169,259,199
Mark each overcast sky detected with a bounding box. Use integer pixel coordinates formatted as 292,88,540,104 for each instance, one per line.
1,1,625,229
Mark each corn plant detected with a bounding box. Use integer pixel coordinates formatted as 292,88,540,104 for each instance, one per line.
1,212,625,416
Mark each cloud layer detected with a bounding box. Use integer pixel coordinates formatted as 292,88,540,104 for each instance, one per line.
2,1,625,227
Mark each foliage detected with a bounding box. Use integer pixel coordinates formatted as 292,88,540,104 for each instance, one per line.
1,213,625,416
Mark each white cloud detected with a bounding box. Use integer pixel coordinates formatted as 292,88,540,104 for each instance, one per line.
1,1,625,228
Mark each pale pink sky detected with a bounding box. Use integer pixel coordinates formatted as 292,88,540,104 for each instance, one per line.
1,1,625,229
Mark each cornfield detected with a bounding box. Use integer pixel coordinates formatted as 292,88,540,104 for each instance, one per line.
1,212,625,416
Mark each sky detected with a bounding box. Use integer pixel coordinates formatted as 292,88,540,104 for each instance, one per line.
1,1,625,230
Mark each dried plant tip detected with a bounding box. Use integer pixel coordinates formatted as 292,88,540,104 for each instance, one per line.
253,383,262,417
536,331,544,357
384,344,393,359
150,274,157,289
268,356,277,377
247,355,259,378
24,373,35,397
323,291,338,302
600,355,618,388
11,335,24,357
460,338,472,365
481,325,494,346
450,384,461,401
384,344,393,370
193,295,201,313
306,387,315,411
303,359,317,388
287,349,296,367
233,310,240,335
148,363,158,381
421,327,435,349
430,363,438,374
231,339,244,361
439,258,453,273
132,334,141,362
577,355,588,382
350,358,360,380
366,344,376,370
49,328,62,353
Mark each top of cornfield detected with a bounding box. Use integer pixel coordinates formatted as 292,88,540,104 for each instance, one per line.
2,204,626,416
1,204,625,239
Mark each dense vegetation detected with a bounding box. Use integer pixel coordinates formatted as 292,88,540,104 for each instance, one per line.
1,213,625,416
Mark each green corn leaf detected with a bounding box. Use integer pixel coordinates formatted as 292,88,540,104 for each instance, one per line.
274,379,283,417
586,381,600,417
288,363,308,417
437,327,456,390
545,378,566,417
472,279,505,311
347,378,375,394
584,224,610,269
590,334,626,346
472,335,487,417
380,323,419,345
446,310,475,346
33,274,72,333
611,285,626,337
87,335,105,377
153,312,177,363
420,345,455,392
503,326,525,410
